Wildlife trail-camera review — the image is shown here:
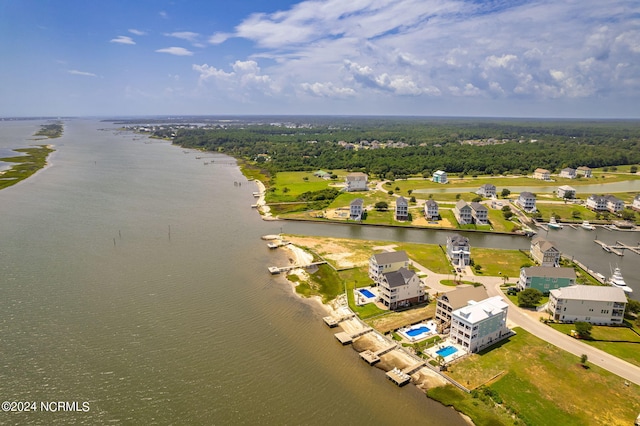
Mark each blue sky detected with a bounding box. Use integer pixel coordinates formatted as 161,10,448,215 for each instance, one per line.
1,0,639,118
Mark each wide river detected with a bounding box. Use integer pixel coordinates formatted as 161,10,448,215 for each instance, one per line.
1,119,638,424
0,119,470,425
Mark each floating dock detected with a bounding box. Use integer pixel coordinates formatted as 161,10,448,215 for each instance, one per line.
594,240,624,256
359,344,397,365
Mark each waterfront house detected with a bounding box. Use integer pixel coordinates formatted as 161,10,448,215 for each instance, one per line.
433,170,448,184
450,296,510,353
369,251,410,284
559,167,576,179
424,199,439,220
533,168,551,180
345,172,368,191
576,166,592,178
530,237,560,267
379,267,426,310
395,196,408,221
633,194,640,212
435,285,489,331
548,285,626,325
517,266,576,294
454,200,473,225
517,192,537,212
470,202,488,225
349,198,364,221
446,234,471,267
476,184,497,198
586,194,624,213
557,185,576,199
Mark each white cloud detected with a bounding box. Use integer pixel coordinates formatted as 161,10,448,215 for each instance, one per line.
110,36,135,45
208,32,231,45
129,29,146,36
68,70,97,77
192,60,277,100
300,82,355,98
166,31,199,42
156,47,194,56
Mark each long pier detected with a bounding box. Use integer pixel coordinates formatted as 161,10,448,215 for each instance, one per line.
268,261,327,274
594,240,640,257
594,240,624,256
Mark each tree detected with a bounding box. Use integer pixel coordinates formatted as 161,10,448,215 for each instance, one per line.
501,188,511,198
574,321,593,339
517,288,543,307
410,196,416,203
374,201,389,211
456,194,461,200
631,165,638,174
621,209,636,221
625,299,640,316
474,264,482,272
580,354,588,366
472,196,482,203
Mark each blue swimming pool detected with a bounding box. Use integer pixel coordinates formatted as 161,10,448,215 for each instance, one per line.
436,346,458,357
359,289,375,298
406,326,430,337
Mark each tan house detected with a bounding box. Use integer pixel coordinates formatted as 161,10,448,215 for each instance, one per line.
379,267,426,310
576,166,592,178
345,172,368,191
533,168,551,180
368,251,410,284
435,285,489,330
530,237,560,267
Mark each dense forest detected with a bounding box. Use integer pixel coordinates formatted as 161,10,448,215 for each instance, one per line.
162,117,640,178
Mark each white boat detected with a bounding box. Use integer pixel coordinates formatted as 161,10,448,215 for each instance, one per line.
548,217,563,229
606,266,633,294
581,220,596,230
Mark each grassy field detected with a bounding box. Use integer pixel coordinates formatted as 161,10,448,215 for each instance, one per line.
471,248,532,277
440,327,640,426
549,323,640,367
535,202,599,222
0,145,55,190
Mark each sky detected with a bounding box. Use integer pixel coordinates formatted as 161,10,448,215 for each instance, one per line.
1,0,639,118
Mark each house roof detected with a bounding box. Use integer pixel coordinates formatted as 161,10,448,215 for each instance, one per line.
425,199,438,207
577,166,591,170
346,172,367,181
561,167,575,172
382,267,417,288
531,237,559,253
534,168,550,173
396,196,408,206
480,184,496,190
550,285,627,303
520,191,536,198
453,296,508,324
521,266,576,279
447,234,470,247
470,202,487,212
434,170,446,175
455,199,470,210
372,250,409,264
438,285,489,310
350,198,364,206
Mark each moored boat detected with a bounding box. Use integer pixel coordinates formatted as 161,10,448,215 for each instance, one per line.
548,216,563,229
581,220,596,230
606,266,633,293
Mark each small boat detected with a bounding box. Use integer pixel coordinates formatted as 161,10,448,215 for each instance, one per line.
607,266,633,293
603,246,611,253
581,220,596,230
548,217,563,229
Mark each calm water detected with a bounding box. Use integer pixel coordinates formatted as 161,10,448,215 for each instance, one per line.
0,120,467,425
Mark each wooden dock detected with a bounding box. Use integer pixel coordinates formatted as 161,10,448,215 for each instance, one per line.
386,367,412,386
334,328,373,345
616,241,640,255
267,241,289,249
359,344,397,365
268,261,327,274
594,240,624,256
323,314,355,328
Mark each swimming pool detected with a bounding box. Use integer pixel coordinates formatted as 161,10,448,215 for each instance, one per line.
359,289,375,298
436,346,458,357
406,326,430,337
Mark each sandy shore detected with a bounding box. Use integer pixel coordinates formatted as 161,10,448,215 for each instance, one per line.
252,179,274,219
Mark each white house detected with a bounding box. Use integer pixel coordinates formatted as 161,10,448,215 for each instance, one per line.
433,170,448,184
369,251,410,284
447,234,471,267
576,166,592,178
454,200,473,225
476,184,496,198
349,198,364,220
533,168,551,180
345,172,368,191
436,285,489,330
530,237,560,267
424,199,439,220
557,185,576,199
450,296,510,353
517,192,537,212
395,196,408,221
633,194,640,212
586,194,624,213
548,285,627,325
379,267,426,310
559,167,576,179
470,202,488,224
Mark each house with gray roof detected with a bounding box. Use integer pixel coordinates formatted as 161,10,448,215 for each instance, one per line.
476,184,496,198
379,267,425,310
349,198,364,221
368,251,410,284
435,285,489,330
345,172,368,192
470,202,488,224
530,237,560,267
424,199,439,220
446,234,471,267
517,266,576,294
454,200,472,225
395,196,408,221
548,285,626,325
517,191,536,212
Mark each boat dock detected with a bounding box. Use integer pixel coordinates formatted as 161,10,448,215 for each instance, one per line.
267,240,289,249
616,241,640,255
334,328,373,345
268,261,327,274
322,314,355,328
594,240,624,256
359,344,398,365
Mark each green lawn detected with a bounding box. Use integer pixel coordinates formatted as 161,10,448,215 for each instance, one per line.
549,323,640,367
471,248,531,277
395,242,451,274
441,327,640,426
535,202,598,222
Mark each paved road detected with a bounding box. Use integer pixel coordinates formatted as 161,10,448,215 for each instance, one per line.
411,256,640,386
